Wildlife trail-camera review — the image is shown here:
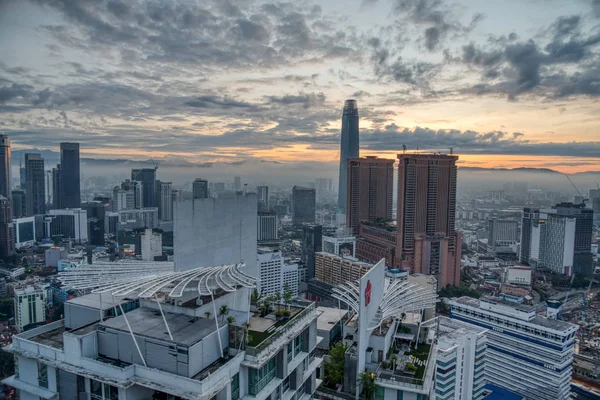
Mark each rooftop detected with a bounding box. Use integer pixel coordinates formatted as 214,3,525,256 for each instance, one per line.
316,306,348,332
482,384,525,400
100,307,218,346
437,317,486,352
67,293,134,312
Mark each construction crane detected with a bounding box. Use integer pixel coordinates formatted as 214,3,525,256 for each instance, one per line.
564,174,588,203
150,157,159,171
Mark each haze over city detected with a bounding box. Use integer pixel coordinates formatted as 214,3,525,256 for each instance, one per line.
2,0,600,177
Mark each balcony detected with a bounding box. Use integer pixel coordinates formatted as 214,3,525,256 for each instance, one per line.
243,303,318,367
375,343,436,394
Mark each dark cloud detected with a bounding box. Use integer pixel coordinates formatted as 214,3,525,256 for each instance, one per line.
184,95,259,110
265,92,326,108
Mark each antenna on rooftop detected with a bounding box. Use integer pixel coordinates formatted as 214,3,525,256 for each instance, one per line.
402,144,407,153
449,147,454,155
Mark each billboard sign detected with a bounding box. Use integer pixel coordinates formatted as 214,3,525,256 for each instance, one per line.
356,258,386,391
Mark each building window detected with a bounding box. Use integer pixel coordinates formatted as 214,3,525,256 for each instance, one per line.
375,386,384,400
90,379,118,400
283,376,290,394
14,357,18,379
248,357,277,395
231,373,240,399
38,362,48,388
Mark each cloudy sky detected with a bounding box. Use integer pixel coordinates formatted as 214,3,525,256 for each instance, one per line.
1,0,600,175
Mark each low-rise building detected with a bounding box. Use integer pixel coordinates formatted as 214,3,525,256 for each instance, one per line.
14,285,46,332
314,252,371,286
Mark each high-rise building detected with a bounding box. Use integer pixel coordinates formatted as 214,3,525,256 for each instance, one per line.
112,187,134,211
337,99,359,214
396,153,461,288
292,186,316,226
356,220,397,266
346,156,394,234
316,178,333,196
257,248,298,296
257,210,278,241
0,196,15,257
59,142,81,208
523,203,593,276
117,208,159,230
174,194,257,276
121,179,143,209
520,207,538,265
233,176,241,191
14,285,46,332
257,185,269,211
314,252,371,285
11,189,25,219
47,208,88,243
135,228,163,261
301,224,322,280
322,233,356,257
82,201,106,247
51,165,61,209
158,181,173,221
192,178,209,199
24,153,46,216
450,296,578,400
131,168,156,208
487,218,519,253
0,135,11,199
435,317,487,400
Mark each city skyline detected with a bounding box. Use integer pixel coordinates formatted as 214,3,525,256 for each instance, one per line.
1,0,599,174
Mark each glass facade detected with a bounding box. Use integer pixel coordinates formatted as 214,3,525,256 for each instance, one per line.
248,357,277,395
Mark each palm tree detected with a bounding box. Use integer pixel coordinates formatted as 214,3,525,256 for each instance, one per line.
359,371,377,400
283,283,293,310
219,304,229,322
226,315,236,324
204,311,211,319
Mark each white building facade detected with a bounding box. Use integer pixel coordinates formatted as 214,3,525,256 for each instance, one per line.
139,229,162,261
118,208,159,229
257,211,278,241
14,285,46,332
257,249,299,296
449,296,578,400
47,208,88,243
435,317,487,400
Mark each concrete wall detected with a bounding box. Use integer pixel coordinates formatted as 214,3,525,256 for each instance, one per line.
174,195,257,277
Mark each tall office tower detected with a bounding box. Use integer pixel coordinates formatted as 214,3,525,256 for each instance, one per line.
520,207,539,265
122,179,143,209
257,185,269,211
131,168,156,208
292,186,316,226
192,178,209,199
396,153,461,288
14,285,46,332
158,181,173,221
0,196,14,257
0,135,11,199
24,153,46,216
301,224,322,280
346,156,394,234
82,201,106,247
487,218,519,253
337,100,359,215
450,297,578,400
59,142,81,208
257,210,278,241
51,165,61,209
174,194,257,276
233,176,241,191
11,190,25,219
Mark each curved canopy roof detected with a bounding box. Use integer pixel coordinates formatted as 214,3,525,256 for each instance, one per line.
57,262,257,298
332,276,437,331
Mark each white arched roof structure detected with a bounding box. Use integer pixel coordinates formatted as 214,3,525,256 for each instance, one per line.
57,262,257,298
331,276,437,331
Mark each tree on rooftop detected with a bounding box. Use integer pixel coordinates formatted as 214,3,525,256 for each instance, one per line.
324,342,347,387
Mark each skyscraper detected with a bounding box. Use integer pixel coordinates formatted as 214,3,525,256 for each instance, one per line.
24,153,46,216
257,185,269,211
0,135,11,199
131,168,156,207
51,165,61,209
158,181,173,221
292,185,316,226
396,153,461,288
346,156,394,234
233,176,241,191
59,142,81,208
192,178,208,199
301,224,322,280
520,207,538,265
337,100,359,214
0,196,14,257
487,218,519,254
11,190,25,219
